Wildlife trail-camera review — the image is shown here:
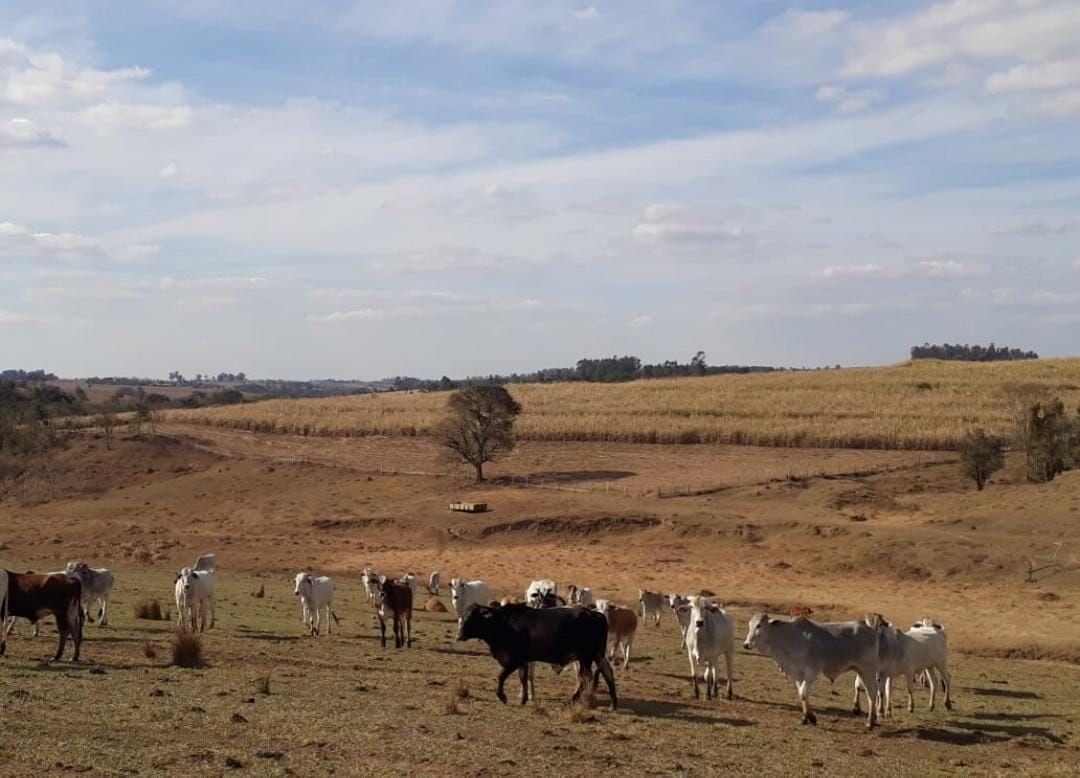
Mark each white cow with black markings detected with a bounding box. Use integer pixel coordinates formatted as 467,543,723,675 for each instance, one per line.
294,572,339,636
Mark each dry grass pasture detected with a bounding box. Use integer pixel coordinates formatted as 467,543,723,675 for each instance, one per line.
165,359,1080,449
1,425,1079,775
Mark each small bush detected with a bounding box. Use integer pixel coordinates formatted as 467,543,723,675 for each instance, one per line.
443,696,461,715
252,583,265,599
254,672,272,695
958,428,1005,490
133,599,166,620
170,630,204,668
453,680,470,700
142,641,157,660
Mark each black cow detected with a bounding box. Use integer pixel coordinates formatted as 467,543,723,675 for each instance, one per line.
457,603,617,709
2,571,84,661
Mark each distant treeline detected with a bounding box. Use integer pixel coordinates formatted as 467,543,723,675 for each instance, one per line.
389,352,787,391
911,343,1038,362
1,369,57,381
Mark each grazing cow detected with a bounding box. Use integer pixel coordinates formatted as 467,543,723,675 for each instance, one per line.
744,613,882,728
450,579,492,624
855,617,953,716
567,585,594,607
2,571,83,661
685,597,735,700
457,603,618,709
376,578,413,648
360,568,380,605
526,579,557,607
0,570,7,657
174,567,216,632
428,571,441,596
293,572,339,636
64,562,115,626
600,602,638,669
638,589,664,626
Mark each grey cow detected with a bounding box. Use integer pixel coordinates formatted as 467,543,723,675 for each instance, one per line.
744,613,884,729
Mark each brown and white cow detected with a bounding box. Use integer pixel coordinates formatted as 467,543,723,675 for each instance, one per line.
600,601,638,669
1,571,84,661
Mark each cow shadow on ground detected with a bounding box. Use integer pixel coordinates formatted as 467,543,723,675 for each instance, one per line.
620,697,755,727
233,629,304,643
493,470,636,485
968,686,1041,700
428,646,483,657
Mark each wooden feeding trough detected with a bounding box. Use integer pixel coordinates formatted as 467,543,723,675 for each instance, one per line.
449,501,487,513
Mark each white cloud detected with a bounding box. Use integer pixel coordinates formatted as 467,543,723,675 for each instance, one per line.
764,9,850,38
0,308,58,325
985,60,1080,93
159,162,179,179
990,220,1077,236
819,263,887,279
633,204,743,244
628,314,653,327
573,6,599,22
918,258,979,278
0,219,160,262
308,290,545,323
0,117,65,148
815,84,887,113
79,102,192,133
1,40,150,105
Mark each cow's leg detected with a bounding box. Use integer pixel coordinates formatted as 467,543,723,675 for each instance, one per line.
597,657,617,710
572,660,590,702
688,653,700,699
518,666,530,705
852,675,864,714
901,673,915,713
724,649,735,700
796,676,818,725
856,671,878,729
937,663,953,711
926,668,937,711
623,635,633,670
495,664,517,704
208,594,217,630
378,616,387,648
53,610,69,662
325,605,332,635
705,661,714,700
99,596,109,627
405,612,412,648
528,663,536,700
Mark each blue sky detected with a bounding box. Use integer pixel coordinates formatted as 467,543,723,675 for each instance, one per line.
1,1,1079,379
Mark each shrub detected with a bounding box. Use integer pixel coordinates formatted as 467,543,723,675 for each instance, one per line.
958,428,1005,490
170,630,204,668
133,598,166,620
254,672,272,695
1024,401,1075,483
453,680,470,700
142,641,157,660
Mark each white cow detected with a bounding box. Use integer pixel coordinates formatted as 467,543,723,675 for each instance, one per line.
685,597,735,700
64,562,115,626
360,568,380,605
638,589,664,626
669,593,692,647
174,567,216,632
450,578,492,623
294,572,338,636
526,579,557,606
0,570,8,657
193,554,217,573
567,585,594,607
855,617,953,717
745,612,882,729
428,571,441,596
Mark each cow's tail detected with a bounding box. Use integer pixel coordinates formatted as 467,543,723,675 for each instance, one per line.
69,577,85,641
0,580,8,656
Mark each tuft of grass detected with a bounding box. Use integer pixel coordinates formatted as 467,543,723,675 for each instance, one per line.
453,679,470,700
133,598,166,621
254,672,272,696
443,696,462,715
531,698,547,716
170,629,204,668
252,583,265,599
142,641,157,660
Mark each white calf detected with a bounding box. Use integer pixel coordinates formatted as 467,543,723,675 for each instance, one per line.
174,567,216,632
360,568,380,605
294,572,338,636
685,597,735,700
428,571,440,596
567,585,594,607
638,589,664,626
64,562,115,626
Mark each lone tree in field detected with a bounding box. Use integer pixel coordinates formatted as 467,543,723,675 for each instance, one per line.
1025,399,1077,483
957,428,1005,491
438,385,522,483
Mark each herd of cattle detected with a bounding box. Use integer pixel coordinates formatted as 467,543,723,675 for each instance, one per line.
0,559,954,730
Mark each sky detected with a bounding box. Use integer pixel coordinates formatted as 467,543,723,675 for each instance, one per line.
1,0,1079,380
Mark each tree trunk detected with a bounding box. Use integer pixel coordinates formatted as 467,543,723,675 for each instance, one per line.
474,462,485,483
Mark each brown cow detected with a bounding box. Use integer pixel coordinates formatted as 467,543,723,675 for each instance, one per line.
376,578,412,649
600,602,638,669
2,571,84,661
